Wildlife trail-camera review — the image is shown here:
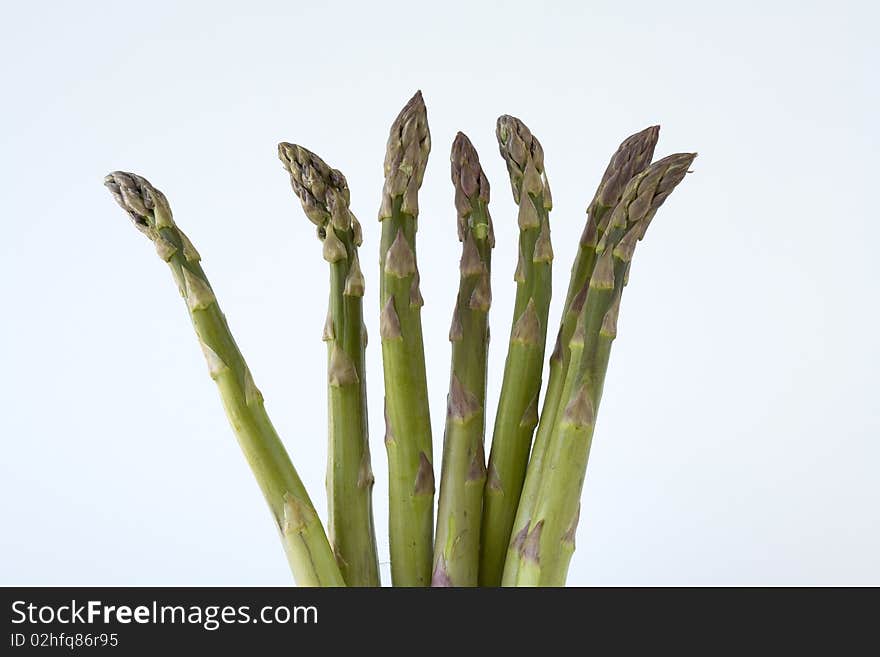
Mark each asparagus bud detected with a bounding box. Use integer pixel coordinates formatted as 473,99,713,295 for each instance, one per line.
379,91,431,221
590,126,660,216
105,172,344,587
495,115,550,205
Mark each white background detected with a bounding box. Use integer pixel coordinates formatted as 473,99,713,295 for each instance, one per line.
2,0,877,585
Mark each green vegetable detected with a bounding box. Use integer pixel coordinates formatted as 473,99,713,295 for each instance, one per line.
278,144,380,587
378,92,435,586
503,126,660,585
479,116,553,586
105,171,345,587
505,153,697,586
433,133,494,586
105,99,697,589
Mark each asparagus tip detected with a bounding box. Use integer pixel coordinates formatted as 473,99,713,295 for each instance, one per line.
451,131,491,239
402,89,424,113
389,90,429,146
450,132,489,198
646,151,697,213
601,151,697,246
495,114,546,203
647,152,698,195
390,90,424,128
104,171,172,235
379,90,431,219
592,125,662,211
278,142,353,238
495,115,543,166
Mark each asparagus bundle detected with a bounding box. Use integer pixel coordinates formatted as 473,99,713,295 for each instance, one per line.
378,92,435,587
480,116,553,585
433,134,494,586
278,144,380,587
104,172,344,587
503,126,660,584
504,153,697,586
106,93,696,587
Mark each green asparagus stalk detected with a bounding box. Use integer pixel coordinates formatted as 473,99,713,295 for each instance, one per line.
506,152,697,586
500,126,659,585
378,91,435,586
479,116,554,585
105,171,345,587
433,133,494,586
278,144,379,587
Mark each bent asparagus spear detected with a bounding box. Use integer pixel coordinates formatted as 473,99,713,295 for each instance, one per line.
506,152,697,586
479,116,553,586
433,133,494,586
278,144,380,587
105,172,344,587
379,92,435,586
503,126,659,585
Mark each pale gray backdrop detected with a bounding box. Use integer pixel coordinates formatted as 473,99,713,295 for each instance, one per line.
1,0,877,585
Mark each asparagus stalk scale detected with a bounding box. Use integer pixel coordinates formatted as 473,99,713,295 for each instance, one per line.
105,172,345,587
278,144,380,587
502,126,659,584
505,153,697,586
479,116,554,586
433,133,494,586
379,92,435,586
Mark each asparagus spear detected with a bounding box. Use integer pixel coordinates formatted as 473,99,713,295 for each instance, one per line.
479,115,554,586
433,133,494,586
278,144,379,587
506,152,697,586
501,126,659,585
105,172,345,587
379,91,434,586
